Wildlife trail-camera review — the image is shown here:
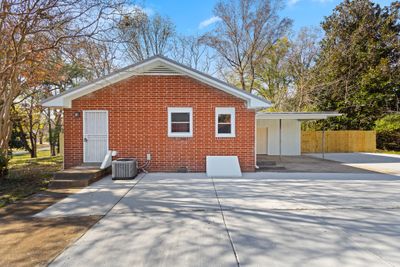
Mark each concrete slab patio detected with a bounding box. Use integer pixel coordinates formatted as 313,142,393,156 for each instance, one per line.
309,153,400,175
257,155,375,173
40,172,400,267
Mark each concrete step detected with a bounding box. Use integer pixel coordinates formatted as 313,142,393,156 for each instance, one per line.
49,179,89,189
256,165,286,171
53,172,95,180
256,160,277,166
49,166,110,189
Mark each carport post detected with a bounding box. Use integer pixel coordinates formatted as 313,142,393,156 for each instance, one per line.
279,119,282,161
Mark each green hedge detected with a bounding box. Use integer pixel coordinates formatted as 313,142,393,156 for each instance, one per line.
375,114,400,151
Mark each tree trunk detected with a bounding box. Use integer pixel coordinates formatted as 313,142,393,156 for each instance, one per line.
51,143,56,157
30,141,37,158
1,72,21,171
28,108,37,158
0,86,13,159
56,133,60,154
0,114,11,178
0,118,12,157
12,110,33,156
39,130,43,144
28,129,37,158
239,70,246,92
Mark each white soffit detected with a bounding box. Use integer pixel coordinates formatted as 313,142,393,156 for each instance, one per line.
206,156,242,177
41,56,271,109
256,112,342,120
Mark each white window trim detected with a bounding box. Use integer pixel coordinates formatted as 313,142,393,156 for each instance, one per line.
168,107,193,137
215,107,235,138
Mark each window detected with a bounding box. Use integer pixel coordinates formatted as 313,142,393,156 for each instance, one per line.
215,107,235,137
168,107,193,137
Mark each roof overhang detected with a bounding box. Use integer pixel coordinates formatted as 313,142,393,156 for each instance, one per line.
41,56,271,109
256,112,342,120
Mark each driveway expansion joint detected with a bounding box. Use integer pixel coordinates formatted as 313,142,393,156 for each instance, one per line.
211,176,241,267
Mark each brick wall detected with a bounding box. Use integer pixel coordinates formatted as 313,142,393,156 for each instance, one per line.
64,75,255,172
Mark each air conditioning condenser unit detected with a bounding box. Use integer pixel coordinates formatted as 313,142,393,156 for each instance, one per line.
112,158,137,180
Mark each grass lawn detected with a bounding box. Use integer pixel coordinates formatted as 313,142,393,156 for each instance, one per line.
0,150,62,208
376,149,400,155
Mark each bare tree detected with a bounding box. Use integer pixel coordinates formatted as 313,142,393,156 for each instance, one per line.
0,0,125,169
253,28,321,111
11,88,46,158
287,27,321,111
201,0,292,92
119,8,176,62
42,51,97,156
171,35,216,73
254,38,291,110
65,38,119,79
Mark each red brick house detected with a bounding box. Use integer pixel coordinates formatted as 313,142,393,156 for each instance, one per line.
42,56,339,173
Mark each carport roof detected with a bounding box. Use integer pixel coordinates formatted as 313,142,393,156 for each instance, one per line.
256,112,341,120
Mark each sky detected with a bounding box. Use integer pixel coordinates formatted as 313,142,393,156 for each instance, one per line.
135,0,393,35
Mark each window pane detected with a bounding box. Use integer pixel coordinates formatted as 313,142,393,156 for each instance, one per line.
218,124,231,134
218,114,231,123
172,123,190,132
171,113,190,122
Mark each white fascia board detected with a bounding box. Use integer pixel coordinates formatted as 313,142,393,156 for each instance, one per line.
41,97,66,108
256,113,341,120
249,98,271,109
63,74,132,107
43,59,161,108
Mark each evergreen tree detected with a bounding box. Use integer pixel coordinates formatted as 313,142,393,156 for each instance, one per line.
311,0,400,130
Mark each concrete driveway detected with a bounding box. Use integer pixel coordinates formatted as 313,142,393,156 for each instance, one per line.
37,172,400,267
309,153,400,175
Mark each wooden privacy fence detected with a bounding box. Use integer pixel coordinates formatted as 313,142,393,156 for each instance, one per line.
301,131,376,153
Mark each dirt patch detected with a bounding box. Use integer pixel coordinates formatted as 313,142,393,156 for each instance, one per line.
0,189,78,218
0,189,101,267
0,216,100,267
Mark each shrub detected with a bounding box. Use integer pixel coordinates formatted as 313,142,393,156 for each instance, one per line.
375,114,400,151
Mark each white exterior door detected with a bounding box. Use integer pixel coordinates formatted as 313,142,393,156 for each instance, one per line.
256,127,268,154
83,111,109,163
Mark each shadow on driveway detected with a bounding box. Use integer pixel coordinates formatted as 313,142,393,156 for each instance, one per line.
42,172,400,267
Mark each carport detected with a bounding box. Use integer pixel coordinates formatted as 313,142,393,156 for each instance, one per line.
255,112,341,159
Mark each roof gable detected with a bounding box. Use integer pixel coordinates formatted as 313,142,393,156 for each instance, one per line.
41,55,271,109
